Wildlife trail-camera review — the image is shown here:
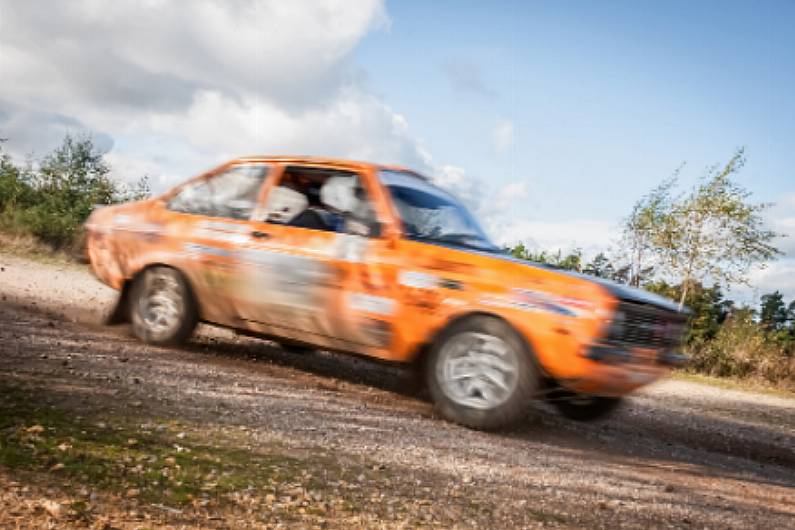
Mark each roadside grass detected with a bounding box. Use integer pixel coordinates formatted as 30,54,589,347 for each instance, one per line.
0,232,77,267
0,382,364,518
672,370,795,399
0,387,280,502
0,381,519,527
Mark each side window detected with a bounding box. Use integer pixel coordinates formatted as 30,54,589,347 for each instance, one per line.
257,168,377,235
168,164,268,220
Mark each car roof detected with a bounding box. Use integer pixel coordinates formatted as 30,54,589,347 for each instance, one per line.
233,155,410,173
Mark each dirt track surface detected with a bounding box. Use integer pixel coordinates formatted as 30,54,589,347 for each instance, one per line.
1,253,794,529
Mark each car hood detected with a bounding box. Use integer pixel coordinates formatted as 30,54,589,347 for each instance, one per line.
483,251,685,314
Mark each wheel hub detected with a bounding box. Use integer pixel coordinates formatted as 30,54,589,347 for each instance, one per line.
437,331,519,410
141,273,181,334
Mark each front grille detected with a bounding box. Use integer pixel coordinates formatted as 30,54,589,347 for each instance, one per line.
607,301,688,350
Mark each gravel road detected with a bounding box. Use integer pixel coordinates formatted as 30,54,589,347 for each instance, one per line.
1,252,794,529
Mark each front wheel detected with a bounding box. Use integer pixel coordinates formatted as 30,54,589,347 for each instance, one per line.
426,316,539,431
552,393,623,422
130,266,198,346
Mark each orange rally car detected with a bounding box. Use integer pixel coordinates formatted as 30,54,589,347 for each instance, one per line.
84,156,688,430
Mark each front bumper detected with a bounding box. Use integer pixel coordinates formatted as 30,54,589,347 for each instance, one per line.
584,343,689,368
560,343,688,396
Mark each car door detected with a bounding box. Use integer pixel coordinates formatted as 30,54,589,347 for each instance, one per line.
159,162,271,326
231,164,401,356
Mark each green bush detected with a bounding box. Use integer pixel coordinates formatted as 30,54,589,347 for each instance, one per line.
686,309,794,387
0,135,149,248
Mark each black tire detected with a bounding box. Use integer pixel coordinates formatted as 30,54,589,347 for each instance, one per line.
130,266,198,346
277,340,316,355
552,393,623,422
425,315,539,431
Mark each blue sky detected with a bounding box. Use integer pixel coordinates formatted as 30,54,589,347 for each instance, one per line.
355,1,794,223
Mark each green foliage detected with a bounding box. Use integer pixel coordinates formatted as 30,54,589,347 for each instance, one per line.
583,252,615,279
655,151,780,308
645,280,733,343
508,243,584,272
504,149,790,387
0,134,149,248
619,175,677,286
759,291,789,331
611,151,784,309
687,308,794,385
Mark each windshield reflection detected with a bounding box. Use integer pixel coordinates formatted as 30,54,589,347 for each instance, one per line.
380,170,500,252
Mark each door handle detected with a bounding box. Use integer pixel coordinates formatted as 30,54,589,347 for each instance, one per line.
251,230,271,239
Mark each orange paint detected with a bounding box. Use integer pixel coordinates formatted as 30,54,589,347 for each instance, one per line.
85,156,687,398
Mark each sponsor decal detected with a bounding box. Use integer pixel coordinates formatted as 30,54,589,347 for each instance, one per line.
398,271,438,289
480,288,594,317
183,243,230,257
347,293,396,316
198,220,251,233
442,297,467,307
194,229,249,244
111,215,162,236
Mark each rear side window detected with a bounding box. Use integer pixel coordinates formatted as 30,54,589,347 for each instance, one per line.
168,164,269,220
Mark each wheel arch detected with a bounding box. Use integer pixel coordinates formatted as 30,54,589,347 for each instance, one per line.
411,310,542,374
106,262,202,325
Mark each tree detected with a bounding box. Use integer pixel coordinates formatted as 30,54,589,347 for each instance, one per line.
759,291,788,331
554,249,583,272
508,242,533,261
645,280,733,344
36,134,116,220
652,150,781,310
617,174,677,287
508,244,584,272
0,134,150,247
583,252,614,278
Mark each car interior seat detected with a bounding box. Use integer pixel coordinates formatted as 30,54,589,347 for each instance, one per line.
259,186,308,224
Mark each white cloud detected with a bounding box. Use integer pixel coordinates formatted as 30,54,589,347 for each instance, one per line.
767,192,795,255
428,163,606,252
729,258,795,305
0,101,114,159
494,181,529,211
0,0,429,191
432,165,486,211
729,193,795,303
430,165,532,242
496,218,615,254
493,119,514,154
0,0,539,247
0,0,388,113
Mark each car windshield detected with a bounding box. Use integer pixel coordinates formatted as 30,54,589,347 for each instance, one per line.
380,170,500,252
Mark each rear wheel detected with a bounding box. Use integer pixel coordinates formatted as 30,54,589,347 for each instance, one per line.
130,266,198,346
552,392,623,421
426,315,539,430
